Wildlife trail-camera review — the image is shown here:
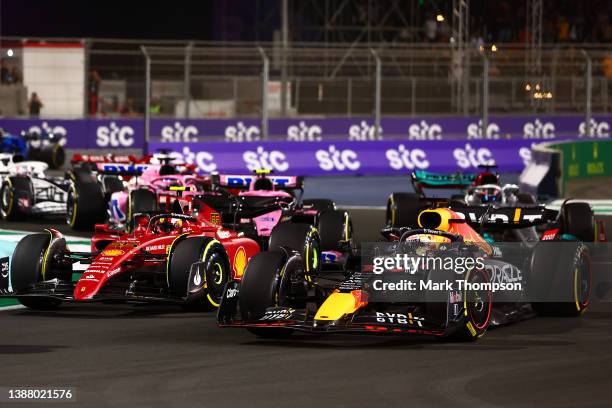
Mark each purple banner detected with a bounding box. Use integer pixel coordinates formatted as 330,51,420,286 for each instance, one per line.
0,115,610,150
148,140,535,175
0,119,144,149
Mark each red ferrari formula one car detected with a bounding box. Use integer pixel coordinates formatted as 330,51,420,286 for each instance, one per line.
0,205,262,310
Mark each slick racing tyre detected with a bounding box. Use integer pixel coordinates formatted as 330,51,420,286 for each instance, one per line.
425,267,492,342
66,169,106,230
529,241,591,317
39,144,66,169
239,250,294,338
317,209,354,253
303,198,336,213
167,236,230,311
11,233,66,310
269,223,321,277
386,193,425,228
128,188,158,224
559,202,595,243
0,176,33,220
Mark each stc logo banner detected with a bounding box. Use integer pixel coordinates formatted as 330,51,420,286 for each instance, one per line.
149,140,534,176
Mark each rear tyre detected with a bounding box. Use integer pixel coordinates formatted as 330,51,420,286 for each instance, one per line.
239,251,294,338
38,144,65,169
530,242,590,317
560,202,595,242
11,233,63,310
269,223,320,276
0,176,33,220
317,210,354,253
386,193,425,228
168,237,230,311
66,170,106,230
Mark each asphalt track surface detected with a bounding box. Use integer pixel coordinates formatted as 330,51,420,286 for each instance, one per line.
1,208,611,408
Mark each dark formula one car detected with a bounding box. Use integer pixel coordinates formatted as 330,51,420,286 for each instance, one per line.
218,204,593,340
199,170,354,257
0,204,272,310
0,129,66,169
387,167,537,228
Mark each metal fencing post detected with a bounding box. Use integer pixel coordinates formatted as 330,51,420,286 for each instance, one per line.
281,0,289,117
258,47,269,140
371,49,381,138
581,49,592,137
183,41,193,119
482,53,489,138
83,38,90,118
141,46,151,153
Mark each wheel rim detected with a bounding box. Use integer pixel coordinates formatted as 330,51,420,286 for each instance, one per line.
466,269,492,331
66,188,77,226
205,252,227,307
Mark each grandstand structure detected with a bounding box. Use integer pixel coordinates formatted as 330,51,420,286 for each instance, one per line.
0,0,610,119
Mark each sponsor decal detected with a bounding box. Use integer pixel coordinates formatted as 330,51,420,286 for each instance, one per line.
106,267,121,278
102,249,124,256
486,264,523,284
193,271,202,286
233,247,247,278
375,312,423,327
84,274,97,280
386,144,429,170
348,121,383,141
579,119,610,138
96,122,135,147
161,121,199,142
1,259,9,278
226,287,239,298
408,120,443,140
523,119,555,139
316,145,360,171
453,143,494,169
216,230,231,239
467,120,500,139
260,308,295,320
145,244,166,252
210,212,220,225
287,121,322,141
243,146,289,172
541,228,559,241
225,121,260,142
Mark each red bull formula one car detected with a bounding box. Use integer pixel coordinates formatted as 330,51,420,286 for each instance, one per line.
218,202,594,340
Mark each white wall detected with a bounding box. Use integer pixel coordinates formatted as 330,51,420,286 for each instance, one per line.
22,45,85,118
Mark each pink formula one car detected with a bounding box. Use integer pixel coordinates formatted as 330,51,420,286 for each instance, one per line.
66,154,210,230
195,170,355,265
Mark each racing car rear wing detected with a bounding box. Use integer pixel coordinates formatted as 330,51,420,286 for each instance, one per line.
93,162,153,176
448,204,558,229
212,174,304,191
411,170,476,195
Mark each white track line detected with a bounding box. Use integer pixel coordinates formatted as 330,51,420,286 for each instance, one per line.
0,305,25,312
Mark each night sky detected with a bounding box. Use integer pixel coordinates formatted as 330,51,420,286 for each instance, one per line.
1,0,219,40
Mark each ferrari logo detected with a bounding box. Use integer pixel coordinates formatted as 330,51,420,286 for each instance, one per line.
210,212,220,225
233,247,247,278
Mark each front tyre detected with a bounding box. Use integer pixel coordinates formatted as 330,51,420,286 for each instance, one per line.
11,233,63,310
168,237,230,311
239,251,294,338
0,176,33,221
